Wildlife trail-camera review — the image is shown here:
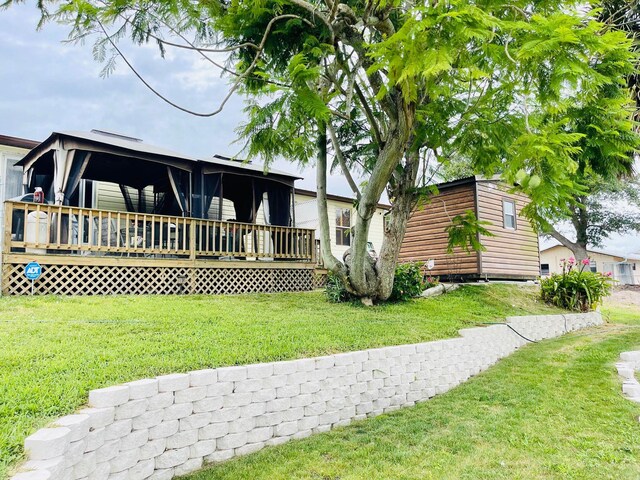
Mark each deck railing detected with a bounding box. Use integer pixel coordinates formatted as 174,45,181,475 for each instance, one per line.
3,201,316,262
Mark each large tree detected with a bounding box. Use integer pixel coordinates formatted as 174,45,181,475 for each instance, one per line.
534,0,640,261
10,0,638,301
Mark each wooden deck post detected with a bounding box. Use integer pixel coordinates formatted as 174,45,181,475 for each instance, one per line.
189,219,196,262
3,201,13,256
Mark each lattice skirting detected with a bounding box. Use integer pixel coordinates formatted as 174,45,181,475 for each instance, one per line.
2,262,315,296
313,272,328,289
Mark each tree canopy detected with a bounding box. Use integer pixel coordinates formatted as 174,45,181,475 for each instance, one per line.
8,0,639,300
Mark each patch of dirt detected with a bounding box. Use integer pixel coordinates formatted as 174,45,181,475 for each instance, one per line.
606,286,640,308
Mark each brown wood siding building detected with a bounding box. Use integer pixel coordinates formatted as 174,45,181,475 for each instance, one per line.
398,177,539,281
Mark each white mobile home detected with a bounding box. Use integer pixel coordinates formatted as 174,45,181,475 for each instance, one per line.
294,189,389,262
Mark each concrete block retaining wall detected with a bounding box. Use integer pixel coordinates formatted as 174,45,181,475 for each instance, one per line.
12,312,602,480
617,350,640,404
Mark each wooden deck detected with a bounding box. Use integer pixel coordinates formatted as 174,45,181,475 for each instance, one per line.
2,201,319,295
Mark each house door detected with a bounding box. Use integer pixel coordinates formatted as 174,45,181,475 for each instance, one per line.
617,263,634,285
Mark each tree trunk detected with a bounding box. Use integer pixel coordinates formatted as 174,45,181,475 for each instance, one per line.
375,152,420,300
548,223,589,263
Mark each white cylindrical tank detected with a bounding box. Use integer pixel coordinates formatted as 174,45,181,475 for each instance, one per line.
25,211,48,254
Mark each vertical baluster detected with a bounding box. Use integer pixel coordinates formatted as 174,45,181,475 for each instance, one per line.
125,213,131,251
151,215,156,254
88,209,94,249
45,205,51,248
142,214,147,253
22,206,28,246
107,212,112,248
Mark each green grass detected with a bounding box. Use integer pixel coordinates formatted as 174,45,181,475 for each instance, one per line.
602,303,640,325
0,284,559,478
188,310,640,480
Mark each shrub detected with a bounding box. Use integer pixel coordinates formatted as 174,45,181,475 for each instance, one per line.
325,272,354,303
390,262,428,302
325,262,431,303
540,257,613,312
424,275,440,289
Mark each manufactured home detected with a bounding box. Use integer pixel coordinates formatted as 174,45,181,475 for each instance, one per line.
2,130,318,295
294,189,389,264
540,245,640,285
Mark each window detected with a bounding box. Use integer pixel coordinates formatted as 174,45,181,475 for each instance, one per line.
503,199,516,229
540,263,550,276
335,208,351,246
590,260,597,273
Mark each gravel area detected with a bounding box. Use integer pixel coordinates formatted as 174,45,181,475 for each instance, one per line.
606,285,640,308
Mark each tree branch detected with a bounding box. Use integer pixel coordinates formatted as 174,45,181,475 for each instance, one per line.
97,14,305,117
327,121,361,199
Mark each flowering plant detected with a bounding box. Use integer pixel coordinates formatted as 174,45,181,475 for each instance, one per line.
540,257,614,312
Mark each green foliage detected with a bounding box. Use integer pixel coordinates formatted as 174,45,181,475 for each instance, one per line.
540,258,614,311
324,272,354,303
327,261,438,303
389,262,428,302
10,0,639,298
445,210,495,254
424,274,440,289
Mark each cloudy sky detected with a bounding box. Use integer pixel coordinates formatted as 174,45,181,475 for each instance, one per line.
1,4,639,255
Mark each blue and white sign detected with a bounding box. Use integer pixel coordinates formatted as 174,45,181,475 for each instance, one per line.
25,262,42,281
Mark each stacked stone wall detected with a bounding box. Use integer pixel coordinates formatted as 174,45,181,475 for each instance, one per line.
12,312,602,480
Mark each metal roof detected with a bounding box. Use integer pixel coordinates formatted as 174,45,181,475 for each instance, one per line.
0,134,40,150
17,130,302,180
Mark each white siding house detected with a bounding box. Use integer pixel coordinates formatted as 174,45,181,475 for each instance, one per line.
540,245,640,285
294,189,389,261
0,135,40,244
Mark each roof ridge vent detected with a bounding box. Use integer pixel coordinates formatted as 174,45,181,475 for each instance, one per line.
213,153,251,164
91,129,143,143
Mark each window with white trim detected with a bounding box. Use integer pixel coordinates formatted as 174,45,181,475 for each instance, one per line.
503,199,516,229
335,208,351,246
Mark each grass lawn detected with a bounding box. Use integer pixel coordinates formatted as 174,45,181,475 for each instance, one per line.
186,306,640,480
0,284,559,478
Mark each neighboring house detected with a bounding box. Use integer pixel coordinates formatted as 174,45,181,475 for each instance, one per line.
398,176,540,281
294,189,389,262
540,245,640,285
0,134,40,237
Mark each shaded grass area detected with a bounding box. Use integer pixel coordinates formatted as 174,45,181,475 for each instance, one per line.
188,317,640,479
0,284,558,478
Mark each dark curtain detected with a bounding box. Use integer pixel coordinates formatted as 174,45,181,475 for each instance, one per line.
266,184,292,226
62,151,90,205
222,175,264,223
264,182,292,256
168,166,190,216
196,172,221,219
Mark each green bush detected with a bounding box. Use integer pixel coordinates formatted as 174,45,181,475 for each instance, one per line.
424,274,440,289
325,262,432,303
390,262,428,302
325,272,354,303
540,257,613,312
